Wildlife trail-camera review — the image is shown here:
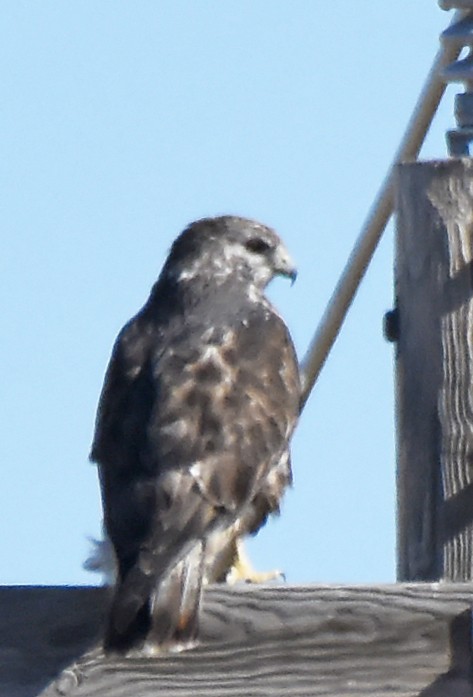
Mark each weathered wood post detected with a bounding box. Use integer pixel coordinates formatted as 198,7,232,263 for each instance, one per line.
395,158,473,581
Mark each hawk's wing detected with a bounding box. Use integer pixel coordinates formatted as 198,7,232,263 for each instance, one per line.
92,301,299,649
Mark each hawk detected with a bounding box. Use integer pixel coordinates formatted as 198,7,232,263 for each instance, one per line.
90,215,301,653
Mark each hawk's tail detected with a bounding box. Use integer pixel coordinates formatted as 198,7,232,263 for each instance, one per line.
104,538,206,653
103,492,216,654
148,540,206,648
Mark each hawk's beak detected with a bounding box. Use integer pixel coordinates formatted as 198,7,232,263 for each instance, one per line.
274,246,297,285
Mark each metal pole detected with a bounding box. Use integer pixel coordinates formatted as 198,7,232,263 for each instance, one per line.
299,9,465,409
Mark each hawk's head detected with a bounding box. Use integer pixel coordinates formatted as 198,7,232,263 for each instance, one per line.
163,216,297,291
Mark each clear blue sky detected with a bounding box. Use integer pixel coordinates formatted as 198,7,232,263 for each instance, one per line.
2,2,458,585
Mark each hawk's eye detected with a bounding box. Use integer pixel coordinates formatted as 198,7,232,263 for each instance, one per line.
245,237,271,255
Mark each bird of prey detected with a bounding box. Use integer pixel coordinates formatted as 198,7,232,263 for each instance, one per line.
90,215,301,654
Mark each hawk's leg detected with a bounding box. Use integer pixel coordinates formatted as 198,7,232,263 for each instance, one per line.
225,539,284,584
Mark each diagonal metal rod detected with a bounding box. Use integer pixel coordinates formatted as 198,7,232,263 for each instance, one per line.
299,9,465,410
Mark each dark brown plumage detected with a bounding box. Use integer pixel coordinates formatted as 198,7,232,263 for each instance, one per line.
90,215,300,654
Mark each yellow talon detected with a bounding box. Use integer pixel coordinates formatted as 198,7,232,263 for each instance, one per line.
226,539,284,584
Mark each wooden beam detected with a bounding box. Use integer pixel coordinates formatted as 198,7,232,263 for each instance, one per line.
3,584,473,697
395,159,473,581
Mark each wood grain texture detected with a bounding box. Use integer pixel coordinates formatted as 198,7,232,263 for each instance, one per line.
0,586,106,697
3,584,473,697
395,159,473,581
